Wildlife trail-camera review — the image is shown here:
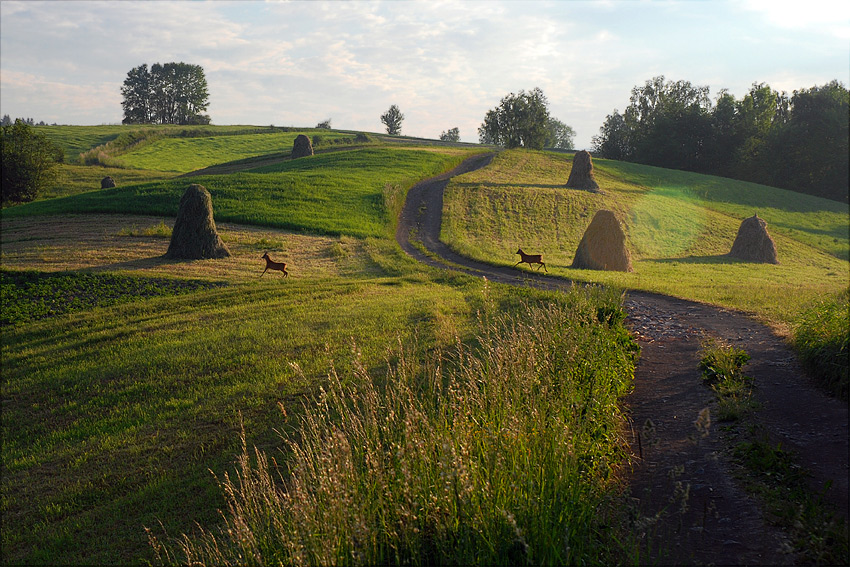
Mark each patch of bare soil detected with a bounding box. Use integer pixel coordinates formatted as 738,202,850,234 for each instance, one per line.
397,153,849,564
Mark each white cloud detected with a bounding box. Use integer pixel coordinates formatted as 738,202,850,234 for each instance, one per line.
739,0,850,39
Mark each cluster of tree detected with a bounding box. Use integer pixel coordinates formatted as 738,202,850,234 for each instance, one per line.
1,120,63,204
440,127,460,142
592,76,849,202
478,88,575,150
121,62,211,125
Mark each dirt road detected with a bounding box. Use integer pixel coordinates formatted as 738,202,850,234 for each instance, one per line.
396,152,849,564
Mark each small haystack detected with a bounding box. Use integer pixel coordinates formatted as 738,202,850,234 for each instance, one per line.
164,184,230,259
101,176,116,189
572,209,632,271
292,134,314,158
565,150,601,193
729,214,779,264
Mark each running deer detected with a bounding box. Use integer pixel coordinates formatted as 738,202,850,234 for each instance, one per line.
261,252,288,277
514,248,548,272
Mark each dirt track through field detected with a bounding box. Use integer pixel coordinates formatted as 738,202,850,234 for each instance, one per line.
396,152,849,565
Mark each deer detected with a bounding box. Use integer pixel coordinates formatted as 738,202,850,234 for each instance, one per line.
514,248,548,272
261,252,288,277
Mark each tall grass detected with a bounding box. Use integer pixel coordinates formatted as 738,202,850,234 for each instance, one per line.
793,288,850,400
149,286,639,566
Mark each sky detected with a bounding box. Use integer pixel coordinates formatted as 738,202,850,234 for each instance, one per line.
1,0,848,149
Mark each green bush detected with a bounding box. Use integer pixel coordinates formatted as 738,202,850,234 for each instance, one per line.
794,289,849,400
1,120,63,204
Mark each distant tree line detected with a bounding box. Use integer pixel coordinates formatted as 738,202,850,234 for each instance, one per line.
592,76,849,202
121,62,211,125
1,116,57,127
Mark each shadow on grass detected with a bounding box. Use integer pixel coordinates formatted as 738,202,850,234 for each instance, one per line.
651,254,748,265
84,255,197,272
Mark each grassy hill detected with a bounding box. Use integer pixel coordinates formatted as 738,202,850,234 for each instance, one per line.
442,150,848,325
2,127,847,564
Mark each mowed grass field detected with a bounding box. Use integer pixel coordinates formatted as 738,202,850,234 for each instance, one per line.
1,125,847,564
442,150,849,327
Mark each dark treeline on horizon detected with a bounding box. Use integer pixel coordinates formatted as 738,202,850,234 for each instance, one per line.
592,76,849,203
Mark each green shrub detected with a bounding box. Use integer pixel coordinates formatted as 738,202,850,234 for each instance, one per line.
1,120,63,204
794,289,849,401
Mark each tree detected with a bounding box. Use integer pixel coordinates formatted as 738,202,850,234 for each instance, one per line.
1,115,11,127
478,88,551,150
121,64,153,124
381,105,404,135
439,127,460,142
592,110,632,160
1,119,63,204
544,117,576,149
121,62,210,125
768,81,849,202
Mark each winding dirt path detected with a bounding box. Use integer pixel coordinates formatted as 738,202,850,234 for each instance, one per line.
396,152,849,565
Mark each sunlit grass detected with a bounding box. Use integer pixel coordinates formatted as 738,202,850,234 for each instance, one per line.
442,149,850,327
119,130,357,173
3,148,477,239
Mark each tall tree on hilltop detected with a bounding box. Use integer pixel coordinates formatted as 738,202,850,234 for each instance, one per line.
121,62,210,125
381,105,404,135
478,88,553,150
121,64,153,124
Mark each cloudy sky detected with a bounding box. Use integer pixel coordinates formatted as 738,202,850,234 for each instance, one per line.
1,0,848,148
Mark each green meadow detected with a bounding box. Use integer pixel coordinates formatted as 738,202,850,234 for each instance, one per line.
2,126,847,564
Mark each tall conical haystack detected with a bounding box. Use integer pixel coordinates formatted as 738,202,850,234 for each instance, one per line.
565,150,601,192
292,134,314,158
165,184,230,259
572,209,632,271
729,214,779,264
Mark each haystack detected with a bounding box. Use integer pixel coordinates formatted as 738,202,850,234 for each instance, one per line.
101,176,116,189
565,150,601,193
292,134,314,158
164,184,230,259
572,209,632,271
729,214,779,264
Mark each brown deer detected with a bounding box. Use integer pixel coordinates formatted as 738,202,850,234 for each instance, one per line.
514,248,547,272
261,252,288,277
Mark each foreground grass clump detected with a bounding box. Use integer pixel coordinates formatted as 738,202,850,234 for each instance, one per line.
793,289,849,401
698,338,756,421
149,287,639,566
